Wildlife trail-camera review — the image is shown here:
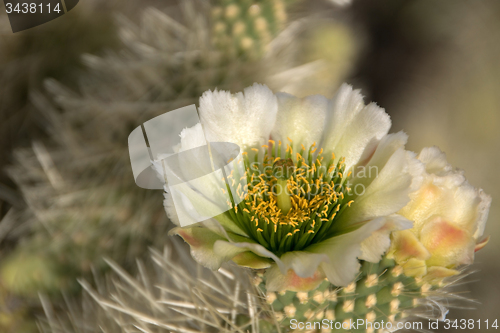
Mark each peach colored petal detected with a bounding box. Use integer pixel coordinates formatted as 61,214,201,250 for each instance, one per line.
420,217,475,267
265,266,326,292
390,230,430,263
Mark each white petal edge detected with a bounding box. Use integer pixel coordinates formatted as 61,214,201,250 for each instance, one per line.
336,147,421,228
198,83,278,150
321,84,391,170
305,217,386,286
271,93,329,149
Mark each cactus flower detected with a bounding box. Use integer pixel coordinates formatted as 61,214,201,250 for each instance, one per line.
164,83,423,291
389,147,491,281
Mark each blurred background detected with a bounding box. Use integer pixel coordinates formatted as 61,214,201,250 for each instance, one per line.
0,0,499,331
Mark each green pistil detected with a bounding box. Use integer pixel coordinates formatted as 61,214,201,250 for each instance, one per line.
276,178,292,215
273,158,295,215
229,144,354,255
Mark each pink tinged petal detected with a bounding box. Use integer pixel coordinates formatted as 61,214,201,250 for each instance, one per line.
265,263,326,292
198,83,278,150
271,93,328,149
279,251,329,278
306,218,386,286
424,266,460,284
420,217,476,267
170,227,227,270
231,252,273,269
389,230,431,263
359,214,413,263
264,251,329,292
412,146,491,240
475,236,490,253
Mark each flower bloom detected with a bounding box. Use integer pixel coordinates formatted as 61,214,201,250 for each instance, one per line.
164,83,425,291
388,147,491,282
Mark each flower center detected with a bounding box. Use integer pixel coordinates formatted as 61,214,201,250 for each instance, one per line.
226,139,354,256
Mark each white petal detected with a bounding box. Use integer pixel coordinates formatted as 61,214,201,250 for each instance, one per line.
444,180,491,239
159,124,242,226
349,132,409,192
474,190,491,239
418,146,452,175
305,218,385,286
198,83,278,150
164,191,180,226
161,162,234,227
178,123,207,152
406,150,426,192
359,214,413,262
202,215,248,238
337,147,421,228
321,84,391,170
363,131,408,168
271,93,329,149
